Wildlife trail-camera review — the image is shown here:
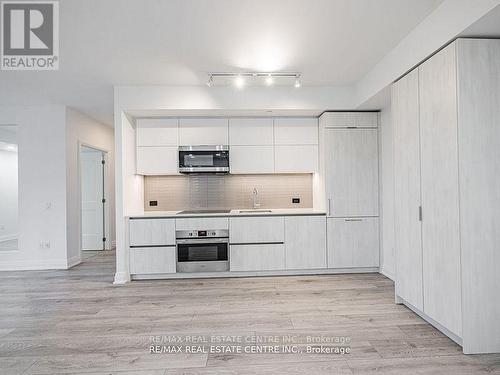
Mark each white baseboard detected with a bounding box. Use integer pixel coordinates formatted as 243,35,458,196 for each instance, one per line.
67,255,82,269
0,233,18,242
379,266,395,281
0,258,69,271
397,294,463,347
132,267,380,280
113,271,130,284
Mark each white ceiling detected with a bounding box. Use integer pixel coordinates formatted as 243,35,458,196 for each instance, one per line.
0,0,446,125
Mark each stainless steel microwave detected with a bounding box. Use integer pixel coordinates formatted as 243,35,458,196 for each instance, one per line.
178,145,229,173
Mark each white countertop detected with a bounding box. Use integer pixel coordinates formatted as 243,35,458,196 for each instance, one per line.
129,208,326,219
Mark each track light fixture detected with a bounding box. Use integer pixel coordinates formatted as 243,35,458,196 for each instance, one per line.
206,72,302,88
206,74,213,87
294,74,301,88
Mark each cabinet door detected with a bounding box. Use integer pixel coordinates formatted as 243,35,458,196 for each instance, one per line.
129,219,175,246
285,216,326,269
320,112,378,128
136,119,178,146
275,145,318,173
419,43,462,336
327,217,379,268
230,216,284,244
392,68,424,310
230,145,274,174
274,118,318,145
136,146,178,175
179,118,228,145
230,244,285,271
130,247,176,274
229,118,273,145
325,129,378,217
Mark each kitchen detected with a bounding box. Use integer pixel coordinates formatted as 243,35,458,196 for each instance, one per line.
126,113,378,278
2,1,500,373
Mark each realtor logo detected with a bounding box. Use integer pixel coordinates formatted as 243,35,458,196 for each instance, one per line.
1,0,59,70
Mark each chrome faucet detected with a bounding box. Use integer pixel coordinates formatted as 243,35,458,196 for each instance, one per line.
252,188,261,209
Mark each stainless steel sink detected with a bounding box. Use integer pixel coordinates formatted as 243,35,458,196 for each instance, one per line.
238,210,272,214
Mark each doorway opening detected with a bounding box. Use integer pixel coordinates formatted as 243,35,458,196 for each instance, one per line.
80,145,108,255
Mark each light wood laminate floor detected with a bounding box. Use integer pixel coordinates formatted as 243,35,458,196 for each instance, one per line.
0,250,499,374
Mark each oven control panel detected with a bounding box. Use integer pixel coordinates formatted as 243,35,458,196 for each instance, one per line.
176,229,229,239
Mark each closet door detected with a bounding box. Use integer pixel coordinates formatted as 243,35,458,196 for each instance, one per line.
419,43,462,336
324,129,379,217
392,68,423,310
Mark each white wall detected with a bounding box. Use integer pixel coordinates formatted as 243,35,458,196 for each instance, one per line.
379,105,395,280
0,149,18,241
0,106,68,270
65,108,115,267
114,111,143,284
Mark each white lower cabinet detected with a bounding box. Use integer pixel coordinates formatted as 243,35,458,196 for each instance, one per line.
230,244,285,271
229,216,284,244
130,247,176,274
327,217,379,268
285,216,326,269
129,219,175,247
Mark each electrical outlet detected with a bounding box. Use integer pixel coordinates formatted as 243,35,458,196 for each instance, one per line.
39,241,51,249
292,197,300,204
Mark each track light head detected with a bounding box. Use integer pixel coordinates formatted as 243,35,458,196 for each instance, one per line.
294,75,301,88
234,75,245,88
206,75,213,87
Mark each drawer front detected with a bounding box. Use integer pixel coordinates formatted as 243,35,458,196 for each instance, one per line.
229,216,284,244
130,246,176,274
175,217,229,230
129,218,175,246
230,244,285,271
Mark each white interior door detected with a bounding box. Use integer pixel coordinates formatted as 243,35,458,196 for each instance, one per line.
81,147,105,251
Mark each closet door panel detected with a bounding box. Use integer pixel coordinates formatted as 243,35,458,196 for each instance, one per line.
419,43,462,336
392,68,424,310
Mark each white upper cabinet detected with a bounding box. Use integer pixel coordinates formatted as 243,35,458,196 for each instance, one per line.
179,118,229,145
320,112,378,128
136,146,178,175
229,118,275,174
136,118,179,146
230,146,274,174
274,118,319,145
229,118,273,145
275,145,318,173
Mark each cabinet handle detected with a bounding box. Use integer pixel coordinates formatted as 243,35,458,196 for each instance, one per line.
345,218,363,222
328,198,331,216
419,206,423,222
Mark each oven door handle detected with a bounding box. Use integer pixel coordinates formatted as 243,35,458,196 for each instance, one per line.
176,238,229,245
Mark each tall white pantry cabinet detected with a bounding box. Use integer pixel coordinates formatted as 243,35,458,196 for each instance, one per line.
319,112,380,270
392,39,500,354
